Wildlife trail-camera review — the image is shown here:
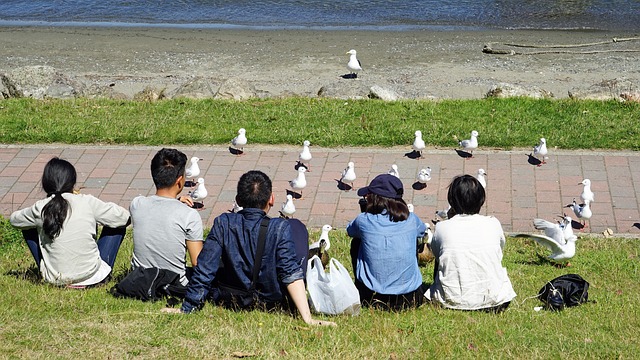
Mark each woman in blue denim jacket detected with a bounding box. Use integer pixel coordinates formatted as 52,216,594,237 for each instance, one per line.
347,174,427,310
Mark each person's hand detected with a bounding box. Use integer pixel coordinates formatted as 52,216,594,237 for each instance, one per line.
178,196,194,207
306,318,337,327
161,307,183,314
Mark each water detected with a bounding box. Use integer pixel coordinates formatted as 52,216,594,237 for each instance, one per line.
1,0,639,31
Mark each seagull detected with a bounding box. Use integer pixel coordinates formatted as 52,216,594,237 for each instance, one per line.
308,226,332,269
340,161,357,190
412,130,426,158
388,164,400,178
417,167,432,184
456,130,479,157
532,138,548,165
476,168,487,189
346,49,362,78
435,205,451,221
418,222,435,265
230,201,243,213
566,198,592,227
231,128,247,154
189,177,208,210
185,156,201,187
580,179,594,204
298,140,312,171
289,166,307,197
280,194,296,218
308,224,332,268
515,216,577,264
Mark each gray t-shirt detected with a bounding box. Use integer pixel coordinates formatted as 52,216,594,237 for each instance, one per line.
130,195,204,285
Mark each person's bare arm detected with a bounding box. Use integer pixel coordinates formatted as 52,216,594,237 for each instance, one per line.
186,240,204,266
286,279,336,326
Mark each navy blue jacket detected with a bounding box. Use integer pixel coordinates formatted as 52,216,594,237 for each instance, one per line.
182,208,303,313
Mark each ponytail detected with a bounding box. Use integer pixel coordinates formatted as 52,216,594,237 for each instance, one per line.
40,158,77,240
42,193,71,239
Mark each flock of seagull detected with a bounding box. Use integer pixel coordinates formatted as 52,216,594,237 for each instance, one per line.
182,123,595,266
177,49,594,266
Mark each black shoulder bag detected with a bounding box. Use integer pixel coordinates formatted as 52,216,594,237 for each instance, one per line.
217,217,270,309
538,273,590,311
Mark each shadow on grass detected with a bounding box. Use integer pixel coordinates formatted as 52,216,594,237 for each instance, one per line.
6,266,41,284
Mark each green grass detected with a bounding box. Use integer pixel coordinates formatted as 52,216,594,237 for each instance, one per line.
0,97,638,150
1,216,639,359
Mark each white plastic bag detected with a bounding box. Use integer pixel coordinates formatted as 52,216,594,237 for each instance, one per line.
306,256,360,316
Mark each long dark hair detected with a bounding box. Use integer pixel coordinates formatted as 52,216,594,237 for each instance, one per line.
41,158,77,239
364,193,409,222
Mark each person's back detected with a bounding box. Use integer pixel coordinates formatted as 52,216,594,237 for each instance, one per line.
10,157,129,286
175,170,334,326
199,209,299,305
130,148,204,288
347,174,426,310
131,194,202,286
426,175,516,311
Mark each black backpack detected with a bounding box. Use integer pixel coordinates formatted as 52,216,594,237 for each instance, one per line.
110,266,185,301
538,274,590,311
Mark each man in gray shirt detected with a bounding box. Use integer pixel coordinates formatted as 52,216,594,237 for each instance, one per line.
130,148,204,292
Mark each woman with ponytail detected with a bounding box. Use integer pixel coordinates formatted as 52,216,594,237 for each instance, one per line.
10,157,130,287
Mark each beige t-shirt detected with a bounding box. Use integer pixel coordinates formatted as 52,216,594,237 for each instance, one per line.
10,193,130,285
426,214,516,310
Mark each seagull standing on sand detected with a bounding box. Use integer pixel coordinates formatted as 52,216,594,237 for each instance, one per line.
567,198,592,227
456,130,479,157
340,161,357,190
280,194,296,218
417,167,432,184
289,166,307,197
189,177,208,209
580,179,594,204
533,138,548,165
346,49,363,78
476,168,487,189
515,217,577,264
388,164,400,178
231,128,247,154
185,157,201,186
413,130,426,158
299,140,312,171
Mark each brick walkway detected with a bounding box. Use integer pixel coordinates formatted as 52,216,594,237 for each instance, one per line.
1,144,639,236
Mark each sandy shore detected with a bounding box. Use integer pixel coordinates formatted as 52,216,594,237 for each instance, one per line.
1,26,639,99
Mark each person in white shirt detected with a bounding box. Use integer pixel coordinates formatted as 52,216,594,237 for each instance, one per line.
425,175,516,312
10,157,130,287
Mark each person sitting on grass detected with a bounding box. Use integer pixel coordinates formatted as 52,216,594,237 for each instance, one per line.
126,148,204,298
163,170,335,326
425,175,516,312
347,174,427,311
10,157,130,288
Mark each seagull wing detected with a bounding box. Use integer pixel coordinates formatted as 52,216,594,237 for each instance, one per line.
533,218,565,243
514,233,564,254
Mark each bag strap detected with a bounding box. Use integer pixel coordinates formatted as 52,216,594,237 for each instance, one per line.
250,216,271,291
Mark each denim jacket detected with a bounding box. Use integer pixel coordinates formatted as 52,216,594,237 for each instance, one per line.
347,212,426,295
181,208,303,313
